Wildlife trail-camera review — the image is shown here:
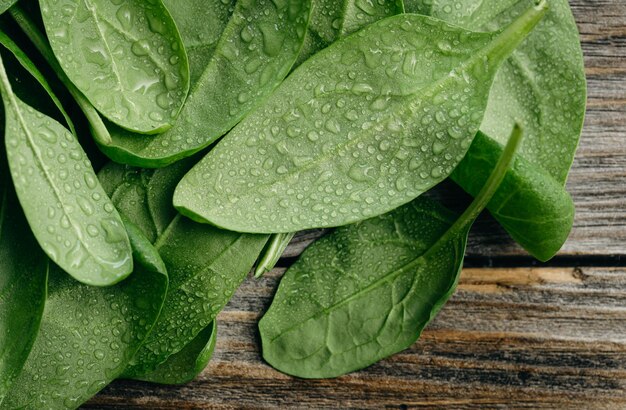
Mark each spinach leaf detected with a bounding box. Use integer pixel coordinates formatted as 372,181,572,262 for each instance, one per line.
98,159,268,376
403,0,431,14
1,242,168,408
0,0,16,15
452,132,574,261
98,0,311,168
174,4,547,233
259,124,523,378
424,0,586,184
0,165,47,402
0,26,76,136
0,52,133,286
296,0,404,65
8,5,114,146
129,321,217,385
38,0,190,135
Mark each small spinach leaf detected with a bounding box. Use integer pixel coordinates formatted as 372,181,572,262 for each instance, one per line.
259,125,523,378
452,132,574,261
98,159,268,375
2,246,168,408
98,0,311,167
0,165,47,403
128,321,217,385
174,4,546,233
39,0,190,134
0,52,133,286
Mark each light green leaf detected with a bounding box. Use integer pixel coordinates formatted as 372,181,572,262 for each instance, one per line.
424,0,586,184
174,4,547,233
98,159,268,376
0,0,16,15
0,53,133,286
259,125,523,378
39,0,190,134
98,0,311,167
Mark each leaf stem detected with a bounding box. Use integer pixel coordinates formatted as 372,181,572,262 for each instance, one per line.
9,5,113,145
435,124,524,247
254,232,296,278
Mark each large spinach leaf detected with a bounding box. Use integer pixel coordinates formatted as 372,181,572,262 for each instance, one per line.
0,165,47,402
98,159,268,376
174,4,546,233
0,52,133,286
1,239,168,408
39,0,190,134
98,0,311,168
259,124,523,378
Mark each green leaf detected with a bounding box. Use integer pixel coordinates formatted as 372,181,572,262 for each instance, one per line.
39,0,190,134
296,0,404,65
423,0,586,184
0,53,133,286
129,321,217,385
174,4,547,233
403,0,431,14
98,159,268,376
0,26,76,136
259,124,523,378
0,0,17,15
98,0,311,168
1,246,168,408
451,132,574,261
0,166,47,402
255,232,295,278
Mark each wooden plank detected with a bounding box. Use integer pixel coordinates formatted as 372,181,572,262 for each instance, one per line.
87,266,626,408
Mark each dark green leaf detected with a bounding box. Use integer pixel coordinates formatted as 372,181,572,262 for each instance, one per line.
2,248,168,408
174,4,547,233
0,52,133,286
39,0,190,134
0,165,47,402
259,125,523,378
452,132,574,261
98,159,268,376
98,0,311,167
130,321,217,385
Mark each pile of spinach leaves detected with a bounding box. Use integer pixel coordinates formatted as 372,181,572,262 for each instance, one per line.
0,0,585,406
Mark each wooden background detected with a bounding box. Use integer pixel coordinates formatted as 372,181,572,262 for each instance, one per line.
86,1,626,408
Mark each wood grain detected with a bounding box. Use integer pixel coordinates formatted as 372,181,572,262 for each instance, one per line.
88,266,626,409
87,1,626,408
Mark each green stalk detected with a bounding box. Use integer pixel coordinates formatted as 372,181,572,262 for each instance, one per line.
254,232,296,278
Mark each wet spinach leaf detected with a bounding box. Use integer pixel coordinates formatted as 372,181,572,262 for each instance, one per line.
0,165,47,403
174,4,546,233
39,0,190,134
259,124,522,378
1,242,168,408
0,0,16,15
129,321,217,385
98,0,311,168
98,159,268,376
423,0,586,184
0,52,133,286
296,0,404,66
